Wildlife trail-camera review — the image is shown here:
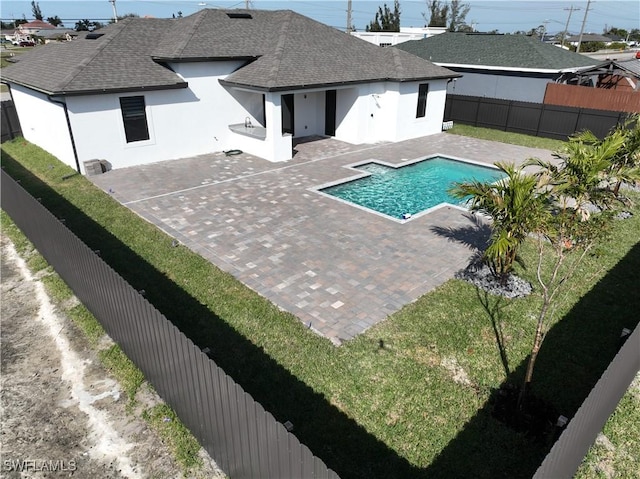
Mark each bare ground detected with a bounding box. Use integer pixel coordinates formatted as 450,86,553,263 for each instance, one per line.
0,237,225,478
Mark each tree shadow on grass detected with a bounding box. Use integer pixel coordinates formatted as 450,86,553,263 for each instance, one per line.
5,151,638,478
426,221,640,478
1,153,423,479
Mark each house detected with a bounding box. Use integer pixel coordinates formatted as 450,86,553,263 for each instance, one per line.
10,19,56,44
0,9,459,174
36,28,79,43
566,33,619,49
16,19,57,35
351,26,447,47
395,33,597,102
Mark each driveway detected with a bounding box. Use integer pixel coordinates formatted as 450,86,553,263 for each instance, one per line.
89,133,556,344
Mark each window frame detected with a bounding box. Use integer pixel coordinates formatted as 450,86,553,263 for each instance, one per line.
119,95,150,143
415,83,429,118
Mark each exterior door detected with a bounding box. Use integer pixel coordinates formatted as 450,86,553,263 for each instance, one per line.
325,90,336,136
282,94,294,135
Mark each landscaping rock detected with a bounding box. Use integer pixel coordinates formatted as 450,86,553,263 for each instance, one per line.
455,263,532,299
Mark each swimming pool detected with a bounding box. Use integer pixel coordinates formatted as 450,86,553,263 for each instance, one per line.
318,156,505,220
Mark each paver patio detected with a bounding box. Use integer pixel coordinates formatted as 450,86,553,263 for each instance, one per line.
90,133,556,344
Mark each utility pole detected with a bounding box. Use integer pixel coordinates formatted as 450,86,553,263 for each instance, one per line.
109,0,118,23
541,19,549,41
561,5,580,48
576,0,591,53
346,0,353,33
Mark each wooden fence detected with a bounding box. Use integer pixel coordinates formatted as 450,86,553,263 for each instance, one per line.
544,83,640,114
0,169,339,479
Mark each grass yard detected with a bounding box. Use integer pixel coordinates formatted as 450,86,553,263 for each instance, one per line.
447,123,566,151
2,132,638,478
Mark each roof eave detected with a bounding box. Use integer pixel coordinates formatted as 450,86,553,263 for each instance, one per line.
3,79,189,97
153,55,259,63
220,74,461,92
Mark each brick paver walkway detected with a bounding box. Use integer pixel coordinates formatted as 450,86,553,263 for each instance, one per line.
90,134,555,344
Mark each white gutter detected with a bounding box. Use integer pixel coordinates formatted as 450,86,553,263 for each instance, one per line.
433,62,597,74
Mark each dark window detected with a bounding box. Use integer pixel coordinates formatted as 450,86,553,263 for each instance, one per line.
416,83,429,118
120,96,149,142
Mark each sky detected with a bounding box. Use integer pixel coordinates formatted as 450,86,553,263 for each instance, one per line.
1,0,638,35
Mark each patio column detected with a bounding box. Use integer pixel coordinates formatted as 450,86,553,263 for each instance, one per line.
264,92,293,162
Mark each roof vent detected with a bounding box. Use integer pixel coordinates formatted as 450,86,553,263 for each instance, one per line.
85,33,105,39
226,13,252,19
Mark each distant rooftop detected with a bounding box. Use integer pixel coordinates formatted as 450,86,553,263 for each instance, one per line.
395,33,597,71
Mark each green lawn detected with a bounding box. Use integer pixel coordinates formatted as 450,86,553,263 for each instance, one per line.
1,132,638,478
448,123,567,151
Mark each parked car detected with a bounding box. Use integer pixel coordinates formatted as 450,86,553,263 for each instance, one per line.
19,40,35,47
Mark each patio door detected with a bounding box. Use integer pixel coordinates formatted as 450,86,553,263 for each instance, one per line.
325,90,336,136
281,94,294,135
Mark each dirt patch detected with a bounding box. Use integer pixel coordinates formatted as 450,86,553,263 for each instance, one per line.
1,238,225,478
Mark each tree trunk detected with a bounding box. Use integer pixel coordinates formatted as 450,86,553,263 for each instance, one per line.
518,301,549,410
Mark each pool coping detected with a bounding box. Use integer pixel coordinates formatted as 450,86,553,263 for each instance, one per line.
310,153,502,224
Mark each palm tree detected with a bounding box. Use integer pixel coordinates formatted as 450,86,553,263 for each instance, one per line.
528,127,627,219
450,161,546,280
608,115,640,198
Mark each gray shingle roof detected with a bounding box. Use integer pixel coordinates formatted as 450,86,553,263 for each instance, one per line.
2,9,458,96
1,18,187,95
395,33,597,71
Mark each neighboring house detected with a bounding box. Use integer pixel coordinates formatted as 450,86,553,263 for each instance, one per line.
566,33,619,48
16,19,56,35
351,26,447,47
395,33,598,103
0,9,459,174
36,28,78,43
11,19,56,43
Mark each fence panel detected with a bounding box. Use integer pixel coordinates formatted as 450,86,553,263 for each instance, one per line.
476,97,510,130
534,323,640,478
575,109,625,139
1,170,338,479
1,100,22,142
505,101,545,136
537,104,581,140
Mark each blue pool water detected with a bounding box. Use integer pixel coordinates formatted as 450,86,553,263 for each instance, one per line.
320,157,504,220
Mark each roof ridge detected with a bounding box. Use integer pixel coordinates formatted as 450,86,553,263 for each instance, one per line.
390,48,406,79
53,21,129,92
171,9,208,58
264,11,292,88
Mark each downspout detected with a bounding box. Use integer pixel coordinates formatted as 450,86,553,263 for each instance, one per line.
47,95,81,173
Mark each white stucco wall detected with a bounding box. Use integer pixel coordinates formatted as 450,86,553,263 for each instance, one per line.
9,85,76,170
66,61,255,172
331,79,448,145
445,69,556,102
9,60,450,171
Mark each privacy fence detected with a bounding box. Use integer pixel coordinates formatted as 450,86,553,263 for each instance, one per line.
2,168,639,478
0,170,339,479
534,323,639,477
1,100,22,143
444,94,630,140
